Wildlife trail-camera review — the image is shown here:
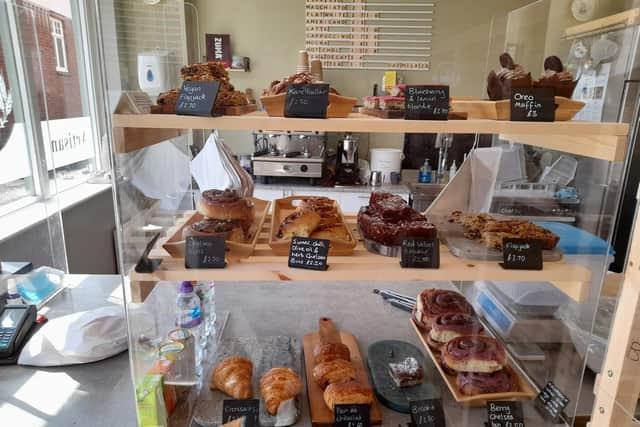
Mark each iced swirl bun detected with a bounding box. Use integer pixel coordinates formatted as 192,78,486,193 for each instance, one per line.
457,368,517,395
441,336,506,374
427,312,483,350
414,289,474,330
198,189,254,227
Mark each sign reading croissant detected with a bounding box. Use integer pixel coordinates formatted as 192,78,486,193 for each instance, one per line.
305,0,434,71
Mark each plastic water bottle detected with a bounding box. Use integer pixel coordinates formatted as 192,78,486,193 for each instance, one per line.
195,281,214,339
418,160,432,183
175,281,203,365
6,279,23,305
208,281,216,335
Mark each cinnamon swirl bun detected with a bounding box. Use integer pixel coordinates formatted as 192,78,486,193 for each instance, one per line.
441,336,506,373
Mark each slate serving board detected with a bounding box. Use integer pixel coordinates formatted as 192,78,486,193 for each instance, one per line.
191,336,302,427
366,340,440,414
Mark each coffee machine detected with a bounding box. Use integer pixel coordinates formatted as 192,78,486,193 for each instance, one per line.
336,133,359,185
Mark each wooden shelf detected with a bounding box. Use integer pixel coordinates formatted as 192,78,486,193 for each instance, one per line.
564,8,640,40
112,112,629,161
133,214,592,303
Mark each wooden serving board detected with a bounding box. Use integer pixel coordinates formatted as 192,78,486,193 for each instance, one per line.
162,197,270,259
217,103,258,116
260,93,357,118
359,107,468,120
302,331,383,426
410,320,536,406
451,96,584,121
269,196,357,256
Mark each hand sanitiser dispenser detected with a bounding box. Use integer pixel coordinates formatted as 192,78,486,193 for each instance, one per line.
137,50,170,98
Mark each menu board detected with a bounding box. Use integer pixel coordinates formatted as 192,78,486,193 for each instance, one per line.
305,0,433,71
288,237,329,271
222,399,259,427
535,382,570,422
335,404,370,427
510,88,555,122
175,81,220,117
285,83,330,118
185,236,226,269
405,85,449,120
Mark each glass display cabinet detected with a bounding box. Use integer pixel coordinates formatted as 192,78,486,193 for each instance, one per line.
93,1,640,426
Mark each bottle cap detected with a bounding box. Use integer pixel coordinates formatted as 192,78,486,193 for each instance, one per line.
179,281,194,293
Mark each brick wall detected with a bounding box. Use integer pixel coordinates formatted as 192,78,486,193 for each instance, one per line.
0,0,81,122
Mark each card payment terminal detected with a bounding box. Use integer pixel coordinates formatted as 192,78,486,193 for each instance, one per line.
0,304,37,359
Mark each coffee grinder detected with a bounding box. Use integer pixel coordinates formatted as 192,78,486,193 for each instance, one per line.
336,133,359,185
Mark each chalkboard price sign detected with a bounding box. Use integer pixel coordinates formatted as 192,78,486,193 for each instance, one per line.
222,399,259,427
486,401,525,427
510,88,555,122
335,404,370,427
288,237,329,271
501,238,543,270
535,382,570,422
401,238,440,269
405,85,449,120
185,236,226,269
285,83,330,118
176,81,220,117
410,399,445,427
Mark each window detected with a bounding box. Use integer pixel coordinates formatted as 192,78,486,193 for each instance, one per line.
50,17,68,72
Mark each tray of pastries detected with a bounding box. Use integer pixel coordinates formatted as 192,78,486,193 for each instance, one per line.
269,196,357,256
162,189,270,259
357,191,437,257
433,211,562,261
191,336,303,426
410,289,536,406
303,318,382,425
260,72,356,118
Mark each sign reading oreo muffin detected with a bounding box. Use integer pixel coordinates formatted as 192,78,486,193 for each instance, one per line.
285,83,329,118
405,85,449,120
510,88,555,122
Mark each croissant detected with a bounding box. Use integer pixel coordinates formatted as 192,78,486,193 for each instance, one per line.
313,342,351,365
323,381,374,411
313,359,356,389
260,367,303,415
210,357,253,399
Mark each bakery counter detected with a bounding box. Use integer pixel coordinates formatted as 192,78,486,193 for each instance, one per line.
146,281,591,426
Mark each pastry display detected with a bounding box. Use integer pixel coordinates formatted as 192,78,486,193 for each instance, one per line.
262,72,340,96
449,211,560,251
457,368,517,396
313,342,351,365
193,189,254,241
533,55,578,98
182,218,245,242
427,312,483,350
152,61,248,114
210,357,253,399
486,53,532,100
275,196,353,244
441,336,506,374
259,367,303,416
357,191,437,247
323,381,374,410
413,289,474,330
387,356,424,388
313,358,357,389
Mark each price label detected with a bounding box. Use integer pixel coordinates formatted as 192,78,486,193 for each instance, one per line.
175,81,220,117
284,83,329,118
185,236,226,269
405,85,449,120
288,237,329,271
222,399,259,427
501,238,543,270
487,401,525,427
534,382,570,422
410,399,445,427
401,238,440,269
335,404,370,427
510,88,555,122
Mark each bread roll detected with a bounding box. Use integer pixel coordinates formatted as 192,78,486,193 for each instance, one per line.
182,218,245,242
441,336,506,374
313,359,356,389
277,209,321,240
210,357,253,399
429,312,483,345
198,189,254,226
259,367,303,415
313,342,351,365
323,381,374,411
414,289,474,330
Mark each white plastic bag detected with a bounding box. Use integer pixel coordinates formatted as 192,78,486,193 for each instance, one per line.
18,305,128,366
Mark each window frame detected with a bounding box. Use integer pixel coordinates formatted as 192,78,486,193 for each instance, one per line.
50,17,69,73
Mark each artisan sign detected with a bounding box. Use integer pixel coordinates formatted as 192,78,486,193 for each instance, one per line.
185,236,226,269
510,88,555,122
284,83,329,119
501,238,543,270
288,237,329,270
176,81,220,117
405,85,449,120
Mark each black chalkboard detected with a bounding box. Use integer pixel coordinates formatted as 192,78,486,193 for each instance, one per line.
401,238,440,268
175,81,220,117
288,237,329,271
487,401,525,427
535,382,570,422
335,404,371,427
501,238,543,270
510,88,555,122
410,399,445,427
284,83,330,118
222,399,259,427
185,236,226,269
405,85,449,120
